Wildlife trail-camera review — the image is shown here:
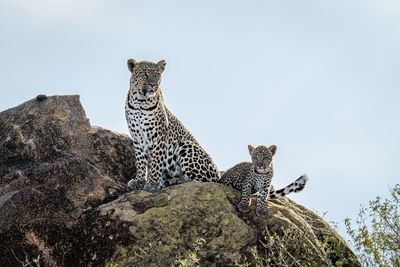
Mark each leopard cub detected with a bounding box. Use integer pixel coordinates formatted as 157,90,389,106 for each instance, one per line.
220,144,308,218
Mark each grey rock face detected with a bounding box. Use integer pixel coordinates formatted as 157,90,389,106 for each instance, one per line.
0,95,359,266
0,95,135,266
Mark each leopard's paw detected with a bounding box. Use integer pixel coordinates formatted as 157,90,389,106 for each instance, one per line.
237,202,250,213
143,182,163,192
127,179,145,190
256,208,270,218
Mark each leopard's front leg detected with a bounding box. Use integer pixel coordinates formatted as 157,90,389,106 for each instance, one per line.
256,173,273,218
127,140,147,190
144,137,166,191
237,178,252,213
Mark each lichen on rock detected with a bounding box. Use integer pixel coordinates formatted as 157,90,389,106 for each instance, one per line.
0,95,360,266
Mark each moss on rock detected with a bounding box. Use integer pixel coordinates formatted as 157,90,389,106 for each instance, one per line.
0,95,360,266
106,183,257,266
105,183,360,266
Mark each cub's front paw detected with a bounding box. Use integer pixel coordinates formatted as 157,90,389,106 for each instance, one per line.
127,179,145,190
237,202,250,213
256,208,270,218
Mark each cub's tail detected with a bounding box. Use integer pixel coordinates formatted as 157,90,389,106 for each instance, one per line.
269,174,309,199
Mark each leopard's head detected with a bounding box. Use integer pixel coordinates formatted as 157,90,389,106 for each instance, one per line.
127,59,166,97
248,144,277,174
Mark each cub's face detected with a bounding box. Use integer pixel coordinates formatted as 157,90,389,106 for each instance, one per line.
127,59,166,97
248,144,277,174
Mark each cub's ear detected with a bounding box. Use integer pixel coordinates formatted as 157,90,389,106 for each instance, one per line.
127,59,137,72
269,145,277,156
157,60,166,72
248,145,255,155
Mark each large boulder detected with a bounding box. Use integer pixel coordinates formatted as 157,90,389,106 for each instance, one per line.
0,95,135,266
0,95,360,266
100,182,361,266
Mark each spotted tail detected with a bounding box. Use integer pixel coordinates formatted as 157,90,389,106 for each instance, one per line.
269,174,309,199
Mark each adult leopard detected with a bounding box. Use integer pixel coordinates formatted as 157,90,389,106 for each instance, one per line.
125,59,220,191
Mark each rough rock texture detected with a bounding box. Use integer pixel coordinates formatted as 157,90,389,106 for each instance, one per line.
0,95,135,266
0,95,360,266
102,183,361,266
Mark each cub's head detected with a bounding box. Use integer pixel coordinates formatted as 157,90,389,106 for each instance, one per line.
127,59,166,97
248,144,277,174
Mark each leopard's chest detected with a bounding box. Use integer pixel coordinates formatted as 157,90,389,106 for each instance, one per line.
248,171,269,193
127,109,161,150
255,176,265,191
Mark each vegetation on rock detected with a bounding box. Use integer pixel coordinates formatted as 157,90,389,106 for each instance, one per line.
345,184,400,267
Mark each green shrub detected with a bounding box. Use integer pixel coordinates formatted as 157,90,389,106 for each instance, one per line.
345,184,400,267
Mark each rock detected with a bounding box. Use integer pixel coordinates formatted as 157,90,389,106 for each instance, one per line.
102,183,360,266
0,95,135,266
0,95,360,266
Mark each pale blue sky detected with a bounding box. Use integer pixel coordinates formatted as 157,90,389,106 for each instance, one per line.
1,0,399,239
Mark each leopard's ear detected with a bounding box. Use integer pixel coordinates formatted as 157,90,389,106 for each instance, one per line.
127,59,137,72
269,145,277,156
157,60,166,72
248,145,255,155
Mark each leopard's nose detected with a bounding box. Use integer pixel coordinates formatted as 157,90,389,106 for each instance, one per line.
147,76,158,86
